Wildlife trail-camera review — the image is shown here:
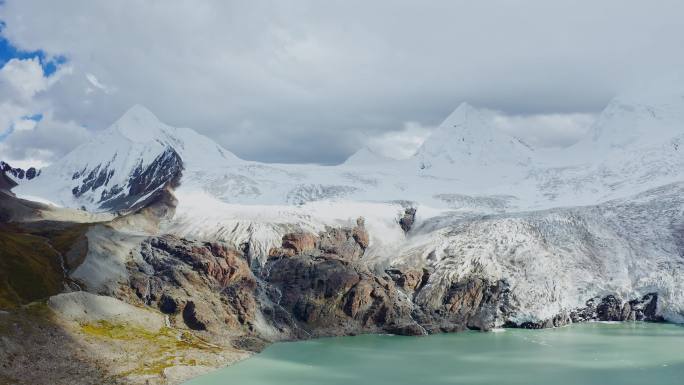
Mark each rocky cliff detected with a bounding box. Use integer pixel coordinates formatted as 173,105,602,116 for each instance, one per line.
0,190,671,385
123,216,668,342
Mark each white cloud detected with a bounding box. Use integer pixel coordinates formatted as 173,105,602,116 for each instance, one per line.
0,58,49,100
85,73,114,94
0,58,49,137
0,111,91,164
0,102,24,130
1,1,683,164
365,122,432,159
0,55,79,165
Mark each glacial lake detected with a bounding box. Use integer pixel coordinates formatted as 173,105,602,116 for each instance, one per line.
184,323,684,385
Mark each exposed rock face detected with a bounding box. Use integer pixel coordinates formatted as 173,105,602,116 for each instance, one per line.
71,165,115,198
98,147,183,212
510,293,664,329
126,235,259,333
318,218,369,261
124,222,669,346
575,293,663,323
399,207,417,233
282,232,318,254
128,148,183,198
262,219,519,335
412,277,513,332
385,268,428,294
268,218,369,263
159,293,178,314
125,220,668,344
595,295,623,321
264,223,423,337
120,219,672,341
0,172,17,195
351,217,369,249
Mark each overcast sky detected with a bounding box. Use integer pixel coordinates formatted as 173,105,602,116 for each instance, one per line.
1,0,684,167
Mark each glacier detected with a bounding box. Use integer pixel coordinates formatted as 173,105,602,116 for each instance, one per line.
10,79,684,325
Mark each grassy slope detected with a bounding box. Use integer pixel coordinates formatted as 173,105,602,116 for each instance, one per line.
0,225,64,309
0,223,90,309
29,223,91,271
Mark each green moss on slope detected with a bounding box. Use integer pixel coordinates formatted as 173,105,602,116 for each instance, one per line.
81,320,221,376
0,224,64,309
30,222,91,271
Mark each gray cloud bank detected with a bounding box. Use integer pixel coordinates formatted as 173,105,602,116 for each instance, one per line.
1,0,684,165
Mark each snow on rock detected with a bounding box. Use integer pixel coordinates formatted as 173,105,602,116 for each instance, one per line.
0,161,41,184
390,182,684,323
14,105,238,212
164,188,412,267
13,78,684,324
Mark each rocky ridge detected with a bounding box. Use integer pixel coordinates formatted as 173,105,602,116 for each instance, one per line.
125,217,667,342
0,161,40,183
0,187,673,385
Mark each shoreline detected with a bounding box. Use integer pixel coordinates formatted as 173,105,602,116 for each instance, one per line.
0,293,676,385
179,321,684,385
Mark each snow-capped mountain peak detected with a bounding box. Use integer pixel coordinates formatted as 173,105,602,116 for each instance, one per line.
531,78,684,205
589,78,684,150
15,104,242,212
108,104,168,144
13,77,684,215
437,101,476,130
414,102,534,174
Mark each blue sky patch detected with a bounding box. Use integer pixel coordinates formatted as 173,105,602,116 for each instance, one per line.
0,125,13,141
23,113,43,122
0,19,61,141
0,26,67,76
0,114,43,142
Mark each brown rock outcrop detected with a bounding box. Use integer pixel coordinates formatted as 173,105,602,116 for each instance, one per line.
282,232,318,254
265,255,423,336
127,224,666,348
127,235,260,332
413,277,512,332
351,217,369,249
318,218,368,261
264,219,423,337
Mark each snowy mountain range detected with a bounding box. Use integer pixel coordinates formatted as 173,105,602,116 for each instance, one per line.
6,79,684,324
13,77,684,213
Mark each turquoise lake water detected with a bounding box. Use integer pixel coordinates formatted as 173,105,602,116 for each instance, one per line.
184,323,684,385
